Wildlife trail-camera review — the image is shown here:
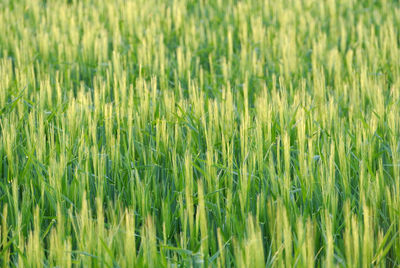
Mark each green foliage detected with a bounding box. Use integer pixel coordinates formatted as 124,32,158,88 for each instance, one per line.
0,0,399,266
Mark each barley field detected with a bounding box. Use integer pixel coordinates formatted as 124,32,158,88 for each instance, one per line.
0,0,400,267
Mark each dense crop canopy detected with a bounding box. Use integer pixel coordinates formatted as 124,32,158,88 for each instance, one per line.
0,0,400,266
